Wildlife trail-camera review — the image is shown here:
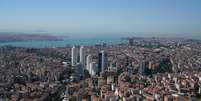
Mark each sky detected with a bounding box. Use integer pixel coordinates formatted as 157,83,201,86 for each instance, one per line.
0,0,201,38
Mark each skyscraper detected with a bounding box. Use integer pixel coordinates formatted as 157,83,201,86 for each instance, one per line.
129,39,134,46
80,46,85,66
76,63,84,78
89,62,97,77
98,50,108,73
139,60,146,75
86,55,92,71
138,60,151,75
71,46,78,66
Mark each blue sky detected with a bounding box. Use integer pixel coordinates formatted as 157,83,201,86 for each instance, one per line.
0,0,201,37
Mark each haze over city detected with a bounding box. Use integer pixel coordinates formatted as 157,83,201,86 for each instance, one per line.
0,0,201,38
2,1,201,101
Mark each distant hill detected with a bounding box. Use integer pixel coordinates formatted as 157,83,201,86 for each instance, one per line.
0,33,63,42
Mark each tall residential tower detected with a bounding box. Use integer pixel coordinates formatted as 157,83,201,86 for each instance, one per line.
98,50,108,73
86,55,92,71
80,46,86,66
71,46,78,66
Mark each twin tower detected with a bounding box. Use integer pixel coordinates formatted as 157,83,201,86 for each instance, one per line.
71,46,85,67
71,46,108,76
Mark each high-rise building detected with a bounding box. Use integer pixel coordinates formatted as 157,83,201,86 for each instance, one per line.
138,60,151,75
89,62,97,76
127,66,133,76
76,63,84,78
98,50,108,73
139,60,146,75
129,39,134,46
148,61,153,69
86,55,92,71
80,46,85,66
71,46,78,66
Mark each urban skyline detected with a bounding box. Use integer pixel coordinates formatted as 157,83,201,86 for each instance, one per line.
1,0,201,101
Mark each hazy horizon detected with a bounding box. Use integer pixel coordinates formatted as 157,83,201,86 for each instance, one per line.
0,0,201,38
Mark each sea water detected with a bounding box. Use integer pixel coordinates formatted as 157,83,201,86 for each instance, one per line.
0,37,124,48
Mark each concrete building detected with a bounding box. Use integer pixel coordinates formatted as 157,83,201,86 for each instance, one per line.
98,50,108,73
89,62,97,77
86,55,92,71
79,46,85,67
139,60,146,75
71,46,78,66
76,63,84,78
